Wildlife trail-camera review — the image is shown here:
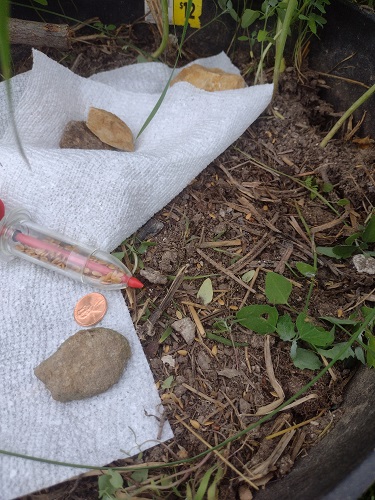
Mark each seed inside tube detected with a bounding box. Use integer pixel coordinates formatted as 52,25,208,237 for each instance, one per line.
0,206,143,289
13,237,128,284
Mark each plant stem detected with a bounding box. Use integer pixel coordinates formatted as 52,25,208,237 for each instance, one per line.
294,203,317,313
0,0,31,169
254,28,281,85
320,83,375,148
273,0,298,97
137,0,193,138
151,0,170,59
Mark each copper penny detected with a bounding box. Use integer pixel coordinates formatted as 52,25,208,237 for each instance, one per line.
74,292,107,327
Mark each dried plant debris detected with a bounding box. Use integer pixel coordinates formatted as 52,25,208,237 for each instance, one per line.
34,328,131,402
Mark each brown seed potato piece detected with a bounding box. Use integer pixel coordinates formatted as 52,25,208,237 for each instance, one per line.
86,107,135,151
170,64,246,92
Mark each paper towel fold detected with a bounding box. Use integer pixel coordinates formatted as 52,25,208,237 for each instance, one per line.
0,50,273,499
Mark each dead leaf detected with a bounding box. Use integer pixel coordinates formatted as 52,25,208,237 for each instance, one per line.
256,336,285,415
197,277,213,305
238,485,253,500
352,136,375,148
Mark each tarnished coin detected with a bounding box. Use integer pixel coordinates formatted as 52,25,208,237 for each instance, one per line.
74,292,107,327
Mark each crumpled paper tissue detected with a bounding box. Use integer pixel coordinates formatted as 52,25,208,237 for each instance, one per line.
0,49,273,499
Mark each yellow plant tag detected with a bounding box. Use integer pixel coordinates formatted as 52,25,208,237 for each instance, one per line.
173,0,202,28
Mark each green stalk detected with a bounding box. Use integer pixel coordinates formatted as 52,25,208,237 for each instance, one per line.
0,0,31,168
273,0,298,97
295,203,317,313
254,28,281,85
137,0,193,138
0,0,11,81
151,0,170,59
320,83,375,148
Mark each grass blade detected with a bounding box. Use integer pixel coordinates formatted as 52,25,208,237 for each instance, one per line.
0,0,31,169
137,0,194,138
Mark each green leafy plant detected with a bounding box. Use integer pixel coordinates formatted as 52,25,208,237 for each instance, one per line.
98,469,124,500
321,307,375,368
220,0,330,89
236,270,374,370
92,21,117,36
114,238,156,271
317,213,375,260
303,175,333,200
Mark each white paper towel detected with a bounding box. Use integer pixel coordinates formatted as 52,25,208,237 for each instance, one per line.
0,50,273,499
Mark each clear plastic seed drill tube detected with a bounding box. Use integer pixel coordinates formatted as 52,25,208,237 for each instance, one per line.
0,201,143,290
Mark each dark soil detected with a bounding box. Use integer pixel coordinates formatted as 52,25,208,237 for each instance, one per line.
11,21,375,500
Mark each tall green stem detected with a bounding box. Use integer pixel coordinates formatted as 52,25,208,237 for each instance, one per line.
320,83,375,148
0,0,31,168
151,0,170,59
273,0,298,97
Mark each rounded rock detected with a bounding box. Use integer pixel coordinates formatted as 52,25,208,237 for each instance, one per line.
34,327,131,402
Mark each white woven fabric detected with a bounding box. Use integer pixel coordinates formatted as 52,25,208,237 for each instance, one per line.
0,50,273,499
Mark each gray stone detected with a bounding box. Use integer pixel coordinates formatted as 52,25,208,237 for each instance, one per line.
171,317,196,345
34,328,131,402
59,120,114,150
136,218,164,240
217,368,241,379
196,351,211,371
140,267,168,285
353,254,375,275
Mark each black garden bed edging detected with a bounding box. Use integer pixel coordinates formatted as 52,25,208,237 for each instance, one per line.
254,366,375,500
309,0,375,137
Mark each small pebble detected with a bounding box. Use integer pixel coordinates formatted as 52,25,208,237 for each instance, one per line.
137,218,164,240
196,351,211,371
353,254,375,275
140,267,168,285
171,317,196,345
59,120,114,150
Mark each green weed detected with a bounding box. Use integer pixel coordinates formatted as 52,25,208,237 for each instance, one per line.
219,0,330,88
303,175,333,200
114,237,156,272
92,21,117,37
235,269,375,370
320,308,375,368
317,212,375,260
98,469,123,500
